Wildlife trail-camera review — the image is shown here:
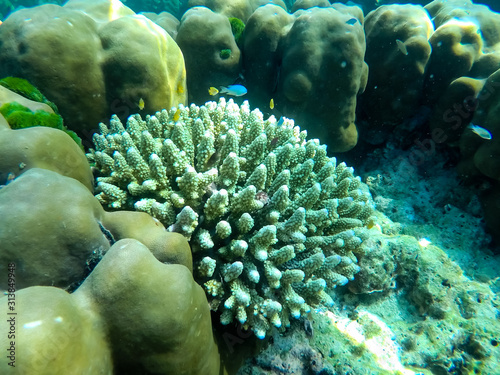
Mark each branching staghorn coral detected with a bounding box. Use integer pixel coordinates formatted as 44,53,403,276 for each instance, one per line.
88,98,377,338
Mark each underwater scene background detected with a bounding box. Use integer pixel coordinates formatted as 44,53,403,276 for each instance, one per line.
0,0,500,374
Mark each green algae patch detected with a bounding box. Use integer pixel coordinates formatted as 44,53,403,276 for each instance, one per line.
0,76,58,113
229,17,245,46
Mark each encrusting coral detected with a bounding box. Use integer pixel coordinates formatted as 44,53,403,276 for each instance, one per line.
88,98,377,338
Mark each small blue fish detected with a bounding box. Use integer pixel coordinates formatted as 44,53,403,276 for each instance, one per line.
220,84,247,97
346,18,357,25
277,116,284,126
469,124,492,140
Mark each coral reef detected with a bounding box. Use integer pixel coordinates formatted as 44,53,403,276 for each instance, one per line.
1,0,500,373
0,0,187,134
243,3,368,152
0,108,220,373
88,98,378,338
358,0,500,143
353,0,500,244
0,239,220,375
0,110,191,290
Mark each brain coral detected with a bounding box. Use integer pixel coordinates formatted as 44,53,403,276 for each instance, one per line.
88,98,376,338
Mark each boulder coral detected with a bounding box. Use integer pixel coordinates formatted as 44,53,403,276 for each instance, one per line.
456,68,500,238
88,98,379,338
428,76,485,144
359,0,500,142
291,0,331,12
0,108,93,191
242,5,293,105
0,0,187,135
0,108,193,288
0,166,194,290
0,239,220,375
361,4,434,129
176,6,241,104
243,4,368,152
425,0,500,136
0,168,110,290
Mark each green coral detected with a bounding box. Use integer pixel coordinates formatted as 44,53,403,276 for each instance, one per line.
228,17,245,46
88,98,377,339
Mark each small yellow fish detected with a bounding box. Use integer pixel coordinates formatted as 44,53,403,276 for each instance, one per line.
173,108,181,122
469,123,492,140
270,98,274,109
138,98,145,110
208,87,219,96
396,39,408,55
